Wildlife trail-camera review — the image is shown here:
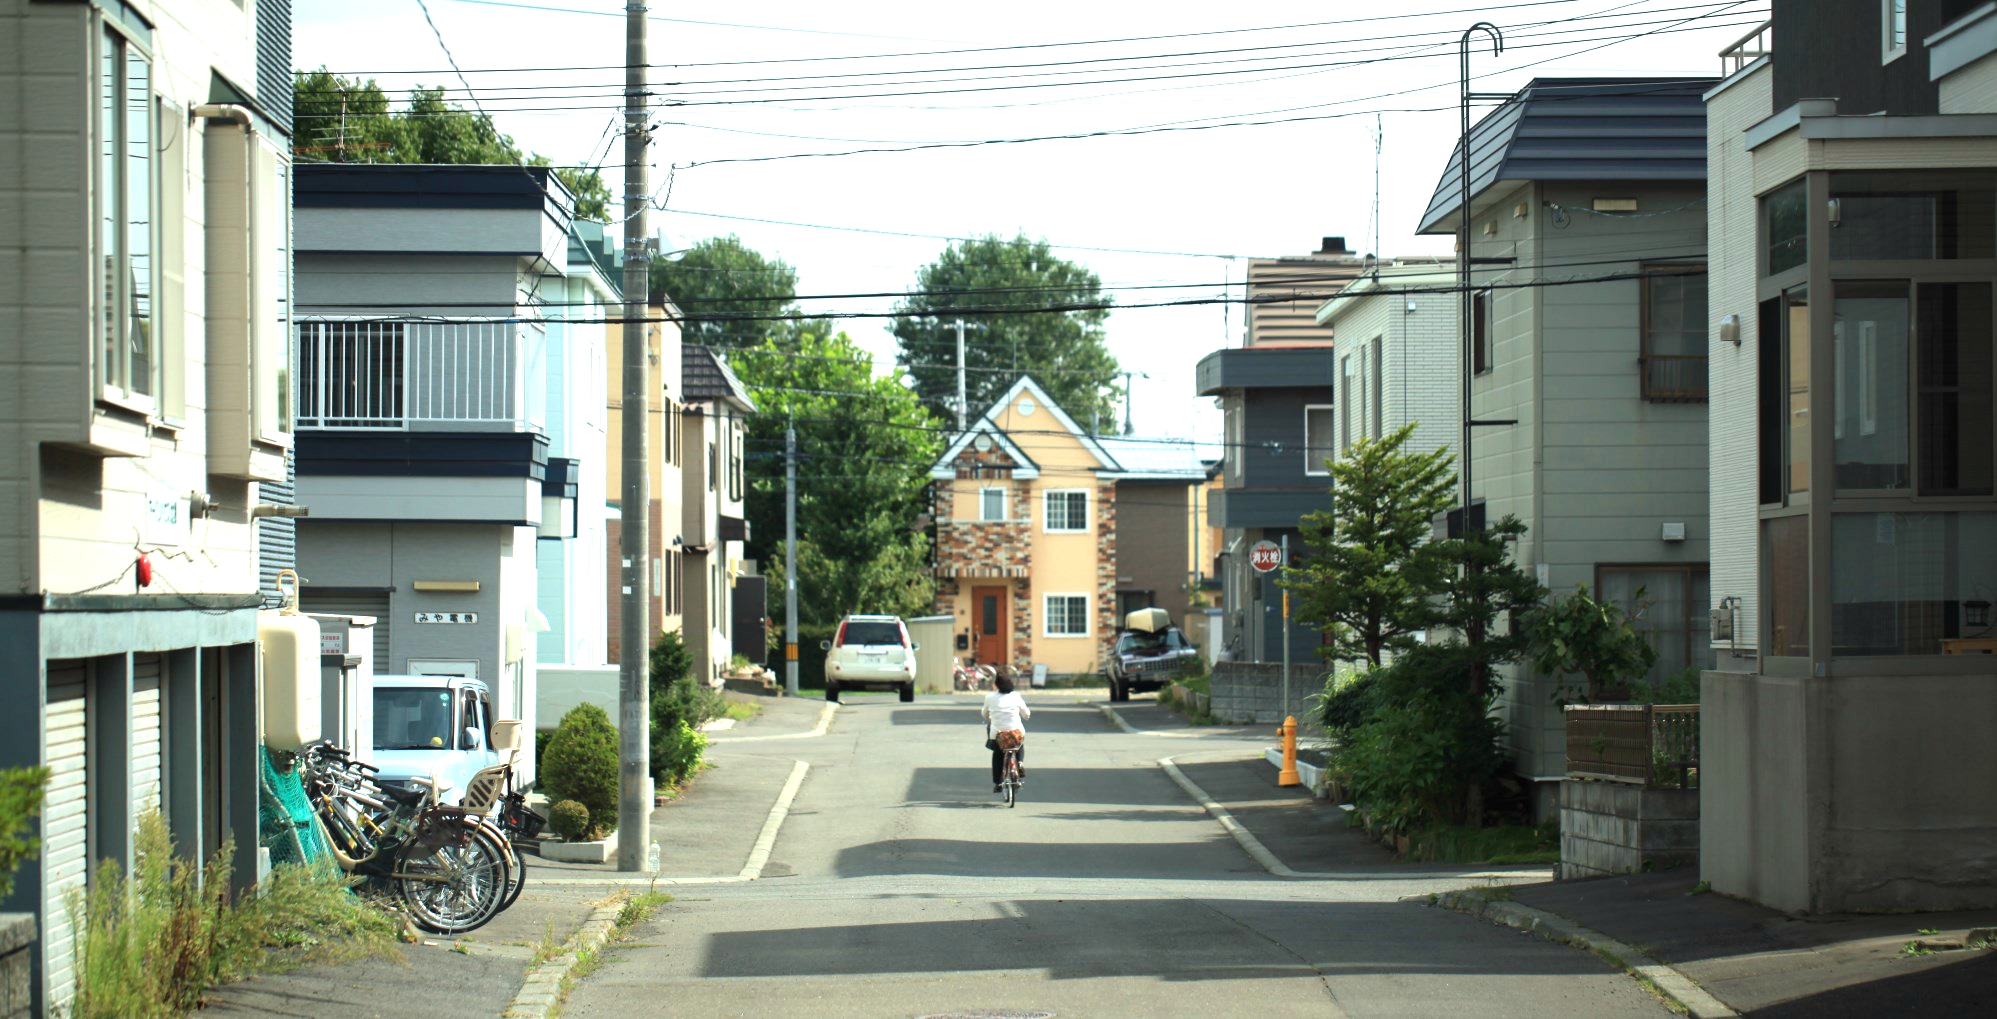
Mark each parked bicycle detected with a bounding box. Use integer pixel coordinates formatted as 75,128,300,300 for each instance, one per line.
298,740,519,934
954,657,998,692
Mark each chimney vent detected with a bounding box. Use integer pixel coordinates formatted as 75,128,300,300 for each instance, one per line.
1319,236,1351,255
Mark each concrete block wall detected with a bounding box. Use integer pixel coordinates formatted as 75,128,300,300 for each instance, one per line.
0,914,32,1019
1559,779,1700,880
1210,661,1324,728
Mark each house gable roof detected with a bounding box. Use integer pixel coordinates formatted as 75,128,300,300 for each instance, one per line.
1417,77,1715,234
682,345,756,413
928,421,1040,480
927,375,1118,479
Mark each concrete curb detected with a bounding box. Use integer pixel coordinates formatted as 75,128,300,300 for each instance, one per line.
1098,703,1236,739
1159,754,1306,877
1431,890,1738,1018
707,702,838,743
501,897,624,1019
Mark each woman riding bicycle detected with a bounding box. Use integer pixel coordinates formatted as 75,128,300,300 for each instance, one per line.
981,671,1030,793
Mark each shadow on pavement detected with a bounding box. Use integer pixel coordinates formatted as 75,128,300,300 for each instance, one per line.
887,703,1114,733
693,898,1633,982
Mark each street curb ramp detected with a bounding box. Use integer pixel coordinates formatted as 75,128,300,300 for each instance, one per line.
1428,890,1738,1018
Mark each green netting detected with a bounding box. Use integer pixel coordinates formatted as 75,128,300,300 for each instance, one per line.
258,746,333,867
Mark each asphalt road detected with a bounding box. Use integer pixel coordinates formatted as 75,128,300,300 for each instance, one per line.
563,693,1671,1018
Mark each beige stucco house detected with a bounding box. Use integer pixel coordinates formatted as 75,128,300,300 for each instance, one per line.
928,377,1203,678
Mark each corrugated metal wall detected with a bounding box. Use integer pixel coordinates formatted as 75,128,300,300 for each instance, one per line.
258,450,297,606
256,0,293,129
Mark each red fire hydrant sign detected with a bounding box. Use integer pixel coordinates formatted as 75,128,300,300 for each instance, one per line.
1248,539,1284,573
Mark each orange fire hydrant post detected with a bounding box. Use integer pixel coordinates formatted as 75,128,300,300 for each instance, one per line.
1277,715,1301,787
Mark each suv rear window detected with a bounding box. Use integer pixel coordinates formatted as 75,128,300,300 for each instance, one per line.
839,621,903,646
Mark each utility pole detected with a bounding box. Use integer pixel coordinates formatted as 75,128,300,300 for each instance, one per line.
1121,370,1136,435
953,319,968,433
784,421,799,696
615,0,652,874
1459,23,1504,521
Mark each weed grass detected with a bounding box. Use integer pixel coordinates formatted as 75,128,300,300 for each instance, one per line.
722,700,763,723
1405,822,1559,865
71,812,399,1019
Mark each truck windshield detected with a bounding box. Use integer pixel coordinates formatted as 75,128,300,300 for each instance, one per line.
1118,629,1187,655
374,688,458,749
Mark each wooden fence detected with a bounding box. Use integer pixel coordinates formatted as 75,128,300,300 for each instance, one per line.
1565,703,1700,788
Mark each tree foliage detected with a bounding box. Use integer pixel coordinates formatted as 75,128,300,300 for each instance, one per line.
541,704,620,838
891,234,1120,428
731,332,943,624
1287,424,1457,668
0,766,47,901
291,69,609,220
1523,583,1659,701
648,236,830,349
1430,514,1546,701
1330,643,1509,834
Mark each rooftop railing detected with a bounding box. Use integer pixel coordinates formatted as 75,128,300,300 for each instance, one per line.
1720,19,1772,76
296,319,545,433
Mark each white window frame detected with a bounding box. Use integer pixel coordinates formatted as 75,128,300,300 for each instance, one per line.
1042,593,1090,638
96,21,158,414
1042,488,1089,533
1882,0,1908,63
978,486,1008,522
1304,403,1334,476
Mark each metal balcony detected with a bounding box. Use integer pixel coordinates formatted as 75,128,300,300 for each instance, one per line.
295,319,546,433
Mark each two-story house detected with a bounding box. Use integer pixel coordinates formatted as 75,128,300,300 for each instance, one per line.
1700,0,1997,913
928,377,1205,679
0,0,293,1007
1419,77,1716,814
290,163,617,782
681,345,754,686
1315,260,1461,465
605,296,685,665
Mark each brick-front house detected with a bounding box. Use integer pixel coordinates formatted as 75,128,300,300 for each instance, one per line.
928,377,1204,678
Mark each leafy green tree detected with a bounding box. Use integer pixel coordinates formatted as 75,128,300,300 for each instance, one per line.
1523,583,1659,702
732,332,942,624
541,704,620,837
0,767,48,900
291,69,608,220
890,234,1119,428
1431,515,1546,702
649,236,828,348
1331,642,1508,833
1287,424,1457,668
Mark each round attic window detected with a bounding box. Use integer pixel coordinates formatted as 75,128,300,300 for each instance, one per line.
972,434,993,452
1017,396,1037,416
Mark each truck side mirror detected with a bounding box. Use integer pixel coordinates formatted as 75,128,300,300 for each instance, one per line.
463,726,484,751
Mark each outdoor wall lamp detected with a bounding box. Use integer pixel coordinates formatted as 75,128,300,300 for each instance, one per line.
1966,598,1992,630
1718,314,1741,346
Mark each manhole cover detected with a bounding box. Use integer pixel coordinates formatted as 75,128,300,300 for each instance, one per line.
918,1012,1054,1019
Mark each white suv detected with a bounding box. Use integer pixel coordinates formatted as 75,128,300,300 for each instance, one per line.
822,614,918,703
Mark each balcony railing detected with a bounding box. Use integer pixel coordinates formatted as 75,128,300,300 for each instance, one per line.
1566,703,1701,789
296,319,545,432
1719,19,1771,76
1640,354,1708,402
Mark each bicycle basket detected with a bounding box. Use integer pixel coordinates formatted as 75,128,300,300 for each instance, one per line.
411,805,474,853
500,795,547,839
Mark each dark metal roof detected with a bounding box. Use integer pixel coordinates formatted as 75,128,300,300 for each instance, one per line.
1417,77,1716,235
295,163,575,218
683,346,756,412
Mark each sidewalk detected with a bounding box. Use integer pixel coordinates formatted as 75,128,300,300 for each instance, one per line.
1482,870,1997,1017
203,691,822,1014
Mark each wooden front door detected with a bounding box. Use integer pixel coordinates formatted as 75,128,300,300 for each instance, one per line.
973,586,1008,665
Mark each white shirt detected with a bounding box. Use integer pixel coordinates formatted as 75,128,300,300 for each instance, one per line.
982,690,1030,736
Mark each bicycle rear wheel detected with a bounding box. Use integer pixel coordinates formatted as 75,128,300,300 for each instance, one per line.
395,822,511,934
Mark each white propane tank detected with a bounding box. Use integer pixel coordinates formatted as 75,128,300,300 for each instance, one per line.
259,569,323,751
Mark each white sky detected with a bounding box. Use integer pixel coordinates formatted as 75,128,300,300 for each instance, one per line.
294,0,1766,441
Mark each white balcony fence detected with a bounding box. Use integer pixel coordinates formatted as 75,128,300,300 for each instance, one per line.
1720,19,1771,76
296,319,546,432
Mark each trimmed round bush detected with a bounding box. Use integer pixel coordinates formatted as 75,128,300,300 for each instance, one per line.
541,704,620,837
547,799,590,843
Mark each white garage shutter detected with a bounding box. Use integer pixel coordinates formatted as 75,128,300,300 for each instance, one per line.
303,593,392,671
42,664,87,1010
133,654,164,816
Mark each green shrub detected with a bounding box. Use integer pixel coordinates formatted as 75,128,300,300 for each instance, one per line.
1632,666,1702,705
649,630,723,785
653,720,708,787
542,704,620,838
0,766,49,901
548,800,590,843
1331,642,1506,835
794,623,838,689
1318,669,1380,738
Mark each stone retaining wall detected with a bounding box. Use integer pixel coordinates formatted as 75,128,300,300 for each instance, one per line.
0,914,33,1019
1210,662,1323,728
1559,779,1699,880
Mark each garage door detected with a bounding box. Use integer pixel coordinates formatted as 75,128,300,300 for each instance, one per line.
133,654,163,816
303,593,392,672
42,663,87,1011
